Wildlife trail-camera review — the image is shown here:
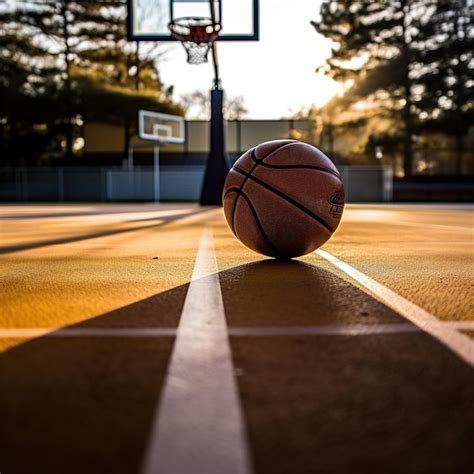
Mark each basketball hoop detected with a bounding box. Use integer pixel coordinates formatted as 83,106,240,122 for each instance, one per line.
169,16,221,65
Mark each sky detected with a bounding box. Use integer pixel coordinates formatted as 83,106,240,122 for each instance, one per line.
158,0,341,119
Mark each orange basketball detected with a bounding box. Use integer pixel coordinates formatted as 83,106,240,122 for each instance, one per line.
223,140,345,259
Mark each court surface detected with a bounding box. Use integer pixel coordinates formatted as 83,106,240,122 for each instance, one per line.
1,203,473,474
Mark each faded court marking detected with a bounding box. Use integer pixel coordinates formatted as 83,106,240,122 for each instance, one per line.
317,249,474,367
2,322,474,339
141,226,252,474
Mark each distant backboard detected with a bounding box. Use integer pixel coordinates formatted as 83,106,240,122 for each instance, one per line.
127,0,259,41
138,110,185,144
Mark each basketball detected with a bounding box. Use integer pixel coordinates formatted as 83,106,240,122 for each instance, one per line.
223,140,345,259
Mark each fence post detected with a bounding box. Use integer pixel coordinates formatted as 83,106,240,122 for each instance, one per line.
154,145,160,202
342,166,350,203
383,165,393,202
21,167,28,201
15,168,22,201
236,120,242,154
58,168,64,202
100,168,106,202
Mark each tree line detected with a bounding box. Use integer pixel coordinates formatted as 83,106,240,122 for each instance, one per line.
313,0,473,176
0,0,182,165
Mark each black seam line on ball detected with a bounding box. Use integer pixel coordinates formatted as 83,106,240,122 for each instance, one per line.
230,147,257,234
224,187,282,257
230,141,295,235
253,141,298,163
258,162,342,180
224,186,240,235
251,147,342,180
232,166,335,233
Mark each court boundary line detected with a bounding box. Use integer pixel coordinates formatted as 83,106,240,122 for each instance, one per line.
140,226,252,474
1,321,473,339
316,249,474,367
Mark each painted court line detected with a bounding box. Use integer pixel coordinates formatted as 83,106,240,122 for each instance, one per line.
230,324,420,336
444,321,474,331
141,226,252,474
316,249,474,367
1,322,473,339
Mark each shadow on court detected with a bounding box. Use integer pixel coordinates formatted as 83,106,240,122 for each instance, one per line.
0,207,210,255
221,260,474,474
0,260,472,474
0,206,190,221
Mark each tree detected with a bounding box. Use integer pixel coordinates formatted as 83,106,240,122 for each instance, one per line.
180,90,248,120
69,1,174,159
313,0,436,175
0,0,182,164
313,0,474,175
0,4,59,163
225,95,248,120
13,0,85,158
414,0,473,173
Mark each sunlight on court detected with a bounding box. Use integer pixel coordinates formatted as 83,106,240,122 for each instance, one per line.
1,203,473,474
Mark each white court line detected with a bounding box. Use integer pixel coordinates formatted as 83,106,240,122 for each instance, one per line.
442,321,474,331
317,249,474,367
229,324,420,336
1,322,474,339
141,226,252,474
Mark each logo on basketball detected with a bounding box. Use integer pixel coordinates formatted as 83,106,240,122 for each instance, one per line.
328,192,345,218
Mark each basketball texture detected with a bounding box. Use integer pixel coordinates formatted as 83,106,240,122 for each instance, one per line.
223,140,345,259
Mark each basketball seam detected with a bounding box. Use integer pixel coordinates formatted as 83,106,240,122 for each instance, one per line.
253,141,298,162
229,141,296,234
250,148,342,180
232,165,335,233
224,187,283,257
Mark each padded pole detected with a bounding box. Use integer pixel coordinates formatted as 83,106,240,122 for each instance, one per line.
199,88,229,205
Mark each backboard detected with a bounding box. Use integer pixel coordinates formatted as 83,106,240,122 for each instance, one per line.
138,110,185,144
127,0,259,41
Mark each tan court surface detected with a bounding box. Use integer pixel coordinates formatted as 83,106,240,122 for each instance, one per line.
0,203,473,474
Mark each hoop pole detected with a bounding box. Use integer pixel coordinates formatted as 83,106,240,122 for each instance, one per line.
209,0,217,24
211,42,220,89
208,0,220,86
200,88,228,205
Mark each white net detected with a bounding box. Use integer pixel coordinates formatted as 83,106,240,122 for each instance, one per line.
182,41,212,65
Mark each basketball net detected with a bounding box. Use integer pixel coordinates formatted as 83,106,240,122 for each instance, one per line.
169,17,221,65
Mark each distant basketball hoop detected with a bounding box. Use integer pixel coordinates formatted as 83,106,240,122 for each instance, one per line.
169,16,222,64
132,110,185,202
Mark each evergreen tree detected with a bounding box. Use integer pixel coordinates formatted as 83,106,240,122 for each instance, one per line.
0,5,58,163
0,0,182,163
313,0,436,175
414,0,473,173
68,0,174,158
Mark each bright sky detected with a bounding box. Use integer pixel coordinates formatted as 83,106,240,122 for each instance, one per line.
159,0,341,119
